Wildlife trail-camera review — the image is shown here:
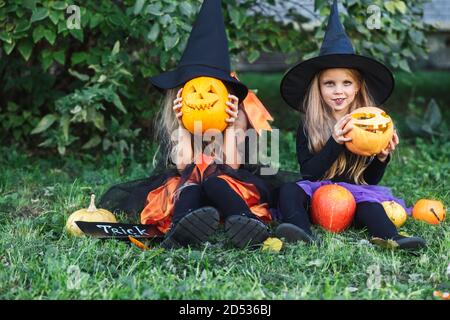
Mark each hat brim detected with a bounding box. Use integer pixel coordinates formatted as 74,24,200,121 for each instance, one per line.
280,54,394,111
149,65,248,101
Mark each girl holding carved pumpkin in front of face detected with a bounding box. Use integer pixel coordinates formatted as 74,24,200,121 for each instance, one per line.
99,0,274,249
275,0,426,249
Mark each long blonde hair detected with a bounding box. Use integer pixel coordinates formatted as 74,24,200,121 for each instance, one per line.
303,69,376,184
152,87,180,168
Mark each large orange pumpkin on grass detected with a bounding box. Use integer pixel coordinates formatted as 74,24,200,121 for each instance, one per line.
412,199,446,225
311,184,356,233
344,107,394,156
181,76,229,134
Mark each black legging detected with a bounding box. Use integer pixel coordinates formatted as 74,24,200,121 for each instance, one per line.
172,177,255,225
278,182,399,239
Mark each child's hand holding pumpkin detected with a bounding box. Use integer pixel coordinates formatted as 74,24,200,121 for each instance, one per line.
225,94,239,127
376,129,399,162
332,114,353,144
173,88,184,126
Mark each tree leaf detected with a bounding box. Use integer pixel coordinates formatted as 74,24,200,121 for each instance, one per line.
60,114,70,141
57,145,66,155
146,3,163,16
32,25,46,42
18,39,33,61
68,68,89,81
179,2,193,17
398,60,411,72
405,115,423,135
163,34,179,51
247,50,260,64
133,0,146,15
82,135,102,149
51,1,68,10
30,8,49,23
31,114,58,134
384,1,396,14
3,41,15,54
112,41,120,55
395,1,407,14
109,92,127,113
424,99,442,128
71,52,88,65
14,20,31,33
147,23,160,41
0,31,12,44
53,50,65,64
44,28,56,45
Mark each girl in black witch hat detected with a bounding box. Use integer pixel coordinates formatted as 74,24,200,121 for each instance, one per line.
99,0,275,249
275,0,426,249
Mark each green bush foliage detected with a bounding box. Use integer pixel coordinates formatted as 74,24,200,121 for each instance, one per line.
0,0,430,155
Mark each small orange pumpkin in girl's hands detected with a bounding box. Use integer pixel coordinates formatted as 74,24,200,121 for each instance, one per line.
181,76,229,134
344,107,394,156
412,199,446,225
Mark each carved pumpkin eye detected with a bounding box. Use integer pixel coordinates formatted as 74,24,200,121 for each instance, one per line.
208,85,216,94
186,85,197,94
353,113,375,120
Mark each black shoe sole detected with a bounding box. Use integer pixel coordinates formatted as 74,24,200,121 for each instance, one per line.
370,236,427,250
224,215,269,249
275,223,315,244
396,237,427,250
161,207,219,249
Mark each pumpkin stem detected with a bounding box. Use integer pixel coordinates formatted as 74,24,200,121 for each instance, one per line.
87,194,97,212
430,208,441,222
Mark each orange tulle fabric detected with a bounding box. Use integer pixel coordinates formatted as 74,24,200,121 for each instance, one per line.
140,155,272,234
230,72,273,136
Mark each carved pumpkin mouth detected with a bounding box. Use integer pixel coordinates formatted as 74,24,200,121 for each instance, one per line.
186,99,219,110
352,112,391,133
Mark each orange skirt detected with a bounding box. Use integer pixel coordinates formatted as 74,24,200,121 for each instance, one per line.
140,158,272,234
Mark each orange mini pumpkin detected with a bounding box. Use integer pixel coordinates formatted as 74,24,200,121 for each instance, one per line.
181,76,229,134
412,199,446,225
344,107,394,156
311,184,356,233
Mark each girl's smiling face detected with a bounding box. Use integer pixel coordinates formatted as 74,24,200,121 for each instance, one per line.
319,68,360,117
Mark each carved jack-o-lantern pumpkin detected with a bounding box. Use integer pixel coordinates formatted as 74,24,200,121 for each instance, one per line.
181,77,229,134
344,107,394,156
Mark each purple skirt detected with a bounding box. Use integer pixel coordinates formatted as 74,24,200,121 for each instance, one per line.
296,180,412,215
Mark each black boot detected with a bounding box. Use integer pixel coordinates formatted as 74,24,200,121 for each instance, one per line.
224,214,269,248
370,235,427,250
275,223,317,244
161,206,219,249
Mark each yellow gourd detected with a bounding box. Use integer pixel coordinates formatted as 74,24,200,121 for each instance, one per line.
381,201,407,228
65,194,117,236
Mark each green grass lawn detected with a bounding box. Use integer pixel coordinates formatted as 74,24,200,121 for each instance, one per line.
0,71,449,300
0,134,448,299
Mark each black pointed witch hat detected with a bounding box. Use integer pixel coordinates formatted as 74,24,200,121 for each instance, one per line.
149,0,248,101
280,0,394,111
